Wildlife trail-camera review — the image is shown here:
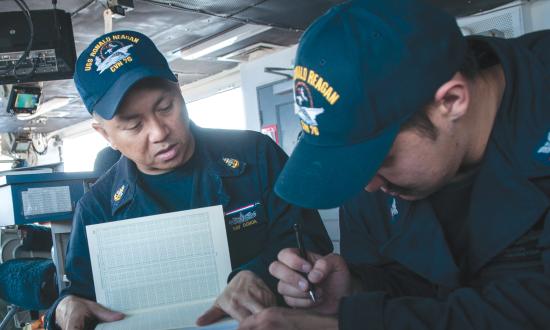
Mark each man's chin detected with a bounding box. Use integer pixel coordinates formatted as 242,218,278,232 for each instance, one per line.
397,190,432,201
398,194,421,201
138,159,183,175
154,159,184,172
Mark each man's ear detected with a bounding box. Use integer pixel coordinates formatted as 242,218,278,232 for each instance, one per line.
433,72,470,122
92,122,117,150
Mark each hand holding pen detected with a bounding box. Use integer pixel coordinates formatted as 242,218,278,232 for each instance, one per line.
293,223,317,303
270,226,354,314
245,240,348,329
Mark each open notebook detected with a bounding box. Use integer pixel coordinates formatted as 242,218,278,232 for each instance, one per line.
86,205,237,330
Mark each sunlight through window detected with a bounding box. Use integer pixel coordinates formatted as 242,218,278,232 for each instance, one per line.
63,133,109,172
187,88,245,130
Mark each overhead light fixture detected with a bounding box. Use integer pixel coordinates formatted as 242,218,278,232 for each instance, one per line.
217,42,284,62
16,97,73,121
179,24,272,61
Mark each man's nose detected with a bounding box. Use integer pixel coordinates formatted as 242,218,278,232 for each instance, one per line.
149,117,169,143
365,175,385,192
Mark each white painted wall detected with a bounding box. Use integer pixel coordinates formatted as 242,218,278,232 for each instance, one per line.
237,45,345,252
181,45,298,132
526,0,550,31
180,67,241,104
239,45,297,131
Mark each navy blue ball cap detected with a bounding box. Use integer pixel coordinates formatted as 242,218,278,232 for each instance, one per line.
275,0,467,209
74,30,177,119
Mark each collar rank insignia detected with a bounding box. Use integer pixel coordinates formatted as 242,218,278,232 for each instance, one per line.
223,157,240,169
535,131,550,165
537,132,550,154
391,198,399,217
389,197,399,224
113,185,125,202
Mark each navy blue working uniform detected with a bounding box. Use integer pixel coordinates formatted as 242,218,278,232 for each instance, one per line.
338,32,550,330
45,124,332,329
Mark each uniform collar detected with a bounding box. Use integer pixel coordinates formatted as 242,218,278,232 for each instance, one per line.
381,136,549,287
191,122,247,178
380,197,461,288
110,156,138,215
380,149,549,287
194,125,247,209
464,138,549,274
109,125,247,216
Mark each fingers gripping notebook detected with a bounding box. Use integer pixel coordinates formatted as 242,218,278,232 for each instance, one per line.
86,205,237,330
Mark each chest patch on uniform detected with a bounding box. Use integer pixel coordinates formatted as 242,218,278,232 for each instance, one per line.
225,203,260,231
222,157,240,169
113,185,125,202
536,131,550,164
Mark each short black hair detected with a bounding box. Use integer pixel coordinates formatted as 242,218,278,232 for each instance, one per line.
399,42,491,140
400,107,439,140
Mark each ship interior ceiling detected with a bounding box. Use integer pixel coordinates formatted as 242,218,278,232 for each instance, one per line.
0,0,515,136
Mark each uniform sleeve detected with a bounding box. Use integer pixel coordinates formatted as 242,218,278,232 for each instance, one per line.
45,201,97,330
230,135,333,292
338,201,550,330
339,273,550,330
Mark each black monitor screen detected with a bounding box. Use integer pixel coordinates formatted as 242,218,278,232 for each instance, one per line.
7,86,41,115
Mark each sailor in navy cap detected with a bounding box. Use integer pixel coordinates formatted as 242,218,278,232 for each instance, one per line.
45,30,332,330
240,0,550,329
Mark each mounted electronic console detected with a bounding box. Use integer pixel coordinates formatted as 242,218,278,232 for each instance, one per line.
0,9,77,84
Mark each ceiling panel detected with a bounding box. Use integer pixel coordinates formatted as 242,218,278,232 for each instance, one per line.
232,0,344,30
146,0,267,17
0,0,516,135
428,0,517,17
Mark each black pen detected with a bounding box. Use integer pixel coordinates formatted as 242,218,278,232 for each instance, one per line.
293,223,317,303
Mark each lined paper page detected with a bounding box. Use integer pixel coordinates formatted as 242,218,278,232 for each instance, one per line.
95,300,238,330
86,205,233,329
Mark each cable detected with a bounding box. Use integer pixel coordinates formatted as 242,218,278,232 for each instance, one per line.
71,0,97,18
52,0,62,56
0,0,30,76
9,0,36,81
31,134,49,155
31,142,48,155
53,0,59,36
137,0,302,32
265,67,293,80
26,147,38,166
225,0,270,17
13,0,30,12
